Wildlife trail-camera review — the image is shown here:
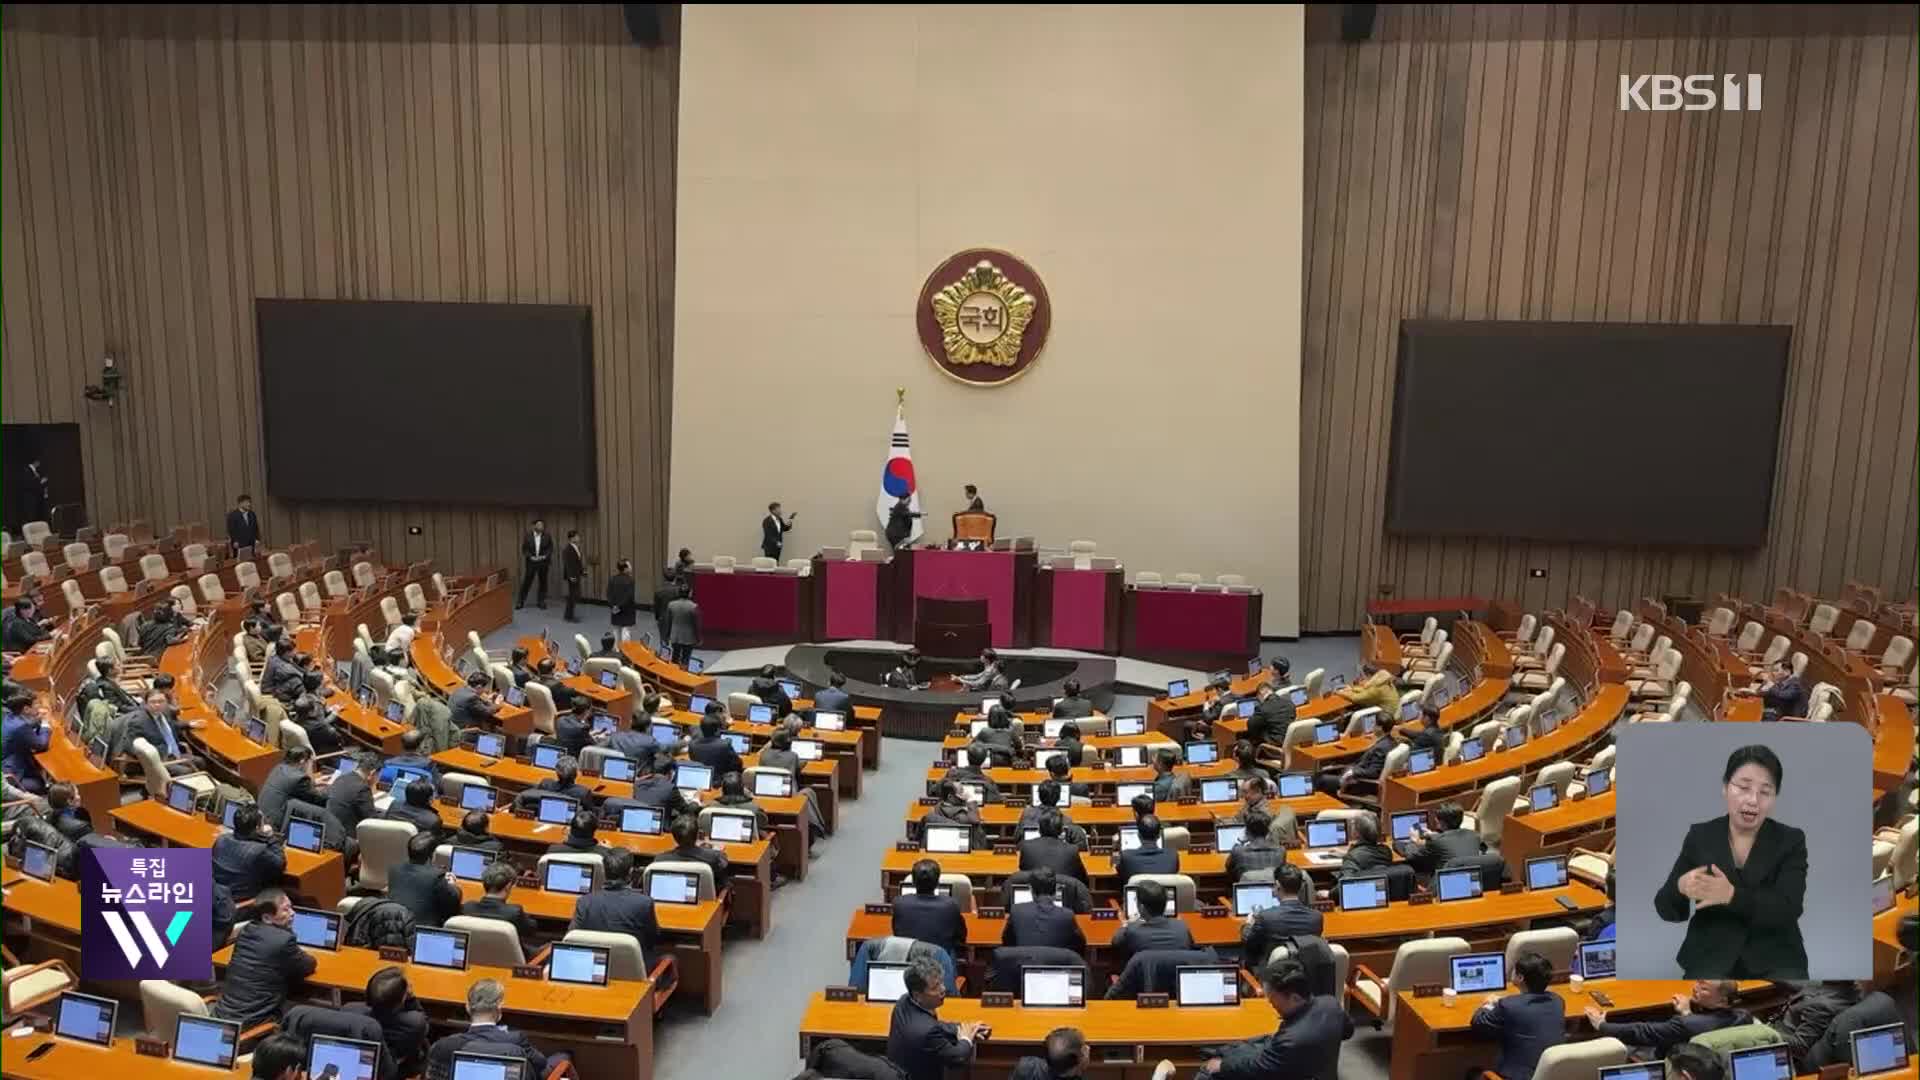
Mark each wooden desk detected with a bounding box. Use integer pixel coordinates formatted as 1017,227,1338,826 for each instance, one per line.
617,640,718,705
453,880,727,1014
901,794,1349,839
1382,685,1626,813
655,707,865,801
0,873,83,971
1146,669,1275,734
212,942,654,1080
797,992,1278,1077
1873,892,1918,985
1499,792,1616,880
32,723,120,836
921,760,1241,796
0,1029,248,1080
1391,977,1775,1080
878,846,1414,905
109,799,346,908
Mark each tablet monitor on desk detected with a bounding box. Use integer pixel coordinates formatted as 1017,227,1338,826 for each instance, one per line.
245,717,268,743
1248,658,1265,676
536,795,579,826
451,1051,529,1080
619,806,664,835
1504,722,1529,747
1124,887,1143,921
385,701,404,723
600,754,636,783
1288,687,1310,707
1577,939,1617,980
674,763,714,792
748,704,774,725
1115,746,1145,768
542,860,594,895
1726,1045,1791,1080
688,694,714,716
813,712,845,731
1459,736,1487,763
1175,965,1241,1007
1033,749,1065,771
531,742,564,770
723,733,751,754
597,670,619,689
1019,965,1085,1007
411,927,470,970
1275,772,1312,799
708,814,755,844
1314,722,1340,745
1184,741,1218,765
1337,875,1389,912
1232,882,1277,916
778,680,803,701
1537,711,1559,735
866,962,910,1003
1851,1022,1909,1076
504,686,527,707
687,656,706,674
20,838,57,882
449,846,494,881
167,780,198,813
925,825,971,854
1525,854,1568,891
1597,1066,1665,1080
793,739,824,761
307,1033,381,1080
1434,867,1482,902
1390,810,1429,842
459,783,497,812
651,721,680,745
1115,782,1151,805
1350,708,1379,736
291,907,342,950
472,731,507,758
285,814,326,853
590,713,618,734
1200,778,1237,803
1305,819,1348,849
1007,884,1035,907
53,991,117,1047
648,869,699,904
1236,699,1257,718
172,1014,240,1069
548,942,611,987
1584,767,1611,796
1528,784,1558,812
1041,717,1067,738
1165,679,1190,698
1399,698,1421,721
977,698,1001,716
1207,669,1230,687
1116,826,1143,852
1872,872,1896,915
1405,748,1437,775
753,772,795,798
1215,824,1248,852
1448,953,1506,993
1112,715,1146,736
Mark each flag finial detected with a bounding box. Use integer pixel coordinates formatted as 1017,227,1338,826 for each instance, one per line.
896,386,907,407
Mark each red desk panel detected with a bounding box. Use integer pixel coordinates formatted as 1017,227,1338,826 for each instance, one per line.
819,557,886,640
909,549,1022,648
690,569,809,646
1122,587,1261,667
1037,567,1122,651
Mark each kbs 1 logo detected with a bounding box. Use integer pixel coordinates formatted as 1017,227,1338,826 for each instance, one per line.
80,847,213,980
1620,74,1762,112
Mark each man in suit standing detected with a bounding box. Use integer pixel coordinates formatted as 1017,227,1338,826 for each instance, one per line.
1469,951,1565,1080
886,957,981,1080
666,583,700,669
226,494,262,556
1001,867,1084,954
963,484,985,512
761,501,797,559
561,529,586,623
1017,809,1088,884
22,457,51,523
885,494,922,550
516,518,551,610
651,573,679,649
606,559,637,641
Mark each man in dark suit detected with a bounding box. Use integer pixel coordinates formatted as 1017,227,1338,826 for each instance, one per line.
1149,748,1193,802
211,890,316,1028
1116,815,1180,881
813,672,852,717
388,832,461,928
516,518,551,610
942,742,1003,802
557,529,586,623
1766,981,1866,1072
1051,679,1094,719
1227,810,1290,885
1200,959,1352,1080
450,810,505,854
963,484,985,512
1339,813,1395,878
747,665,793,718
226,494,262,556
886,957,981,1080
323,753,379,838
546,809,612,860
607,710,659,766
1017,808,1088,883
885,494,922,550
606,559,638,641
212,803,287,898
1042,755,1091,800
1245,681,1296,748
688,707,744,777
1,597,52,653
667,811,730,883
426,979,556,1078
1584,979,1749,1061
261,638,305,703
761,501,797,559
891,858,966,961
383,777,445,838
652,573,679,648
459,861,537,943
568,847,659,966
447,670,499,732
22,457,50,523
1001,867,1085,954
1242,864,1323,970
628,752,691,817
1804,984,1904,1070
1469,950,1565,1080
344,967,431,1080
1757,658,1810,722
1396,801,1485,876
552,697,601,760
258,747,325,831
665,584,701,668
134,686,208,775
1110,880,1195,971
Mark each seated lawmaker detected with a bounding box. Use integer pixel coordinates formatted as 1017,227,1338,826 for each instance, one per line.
1000,867,1084,954
460,861,537,943
688,705,745,778
508,646,535,687
747,665,793,718
1469,950,1563,1080
1108,880,1195,972
812,671,852,716
884,648,925,690
1586,867,1617,941
1583,980,1749,1061
942,743,1003,802
532,753,594,806
548,808,614,859
1804,982,1903,1070
1018,780,1088,847
1337,661,1402,714
1664,1045,1727,1080
1051,679,1094,719
383,776,444,837
427,980,559,1079
1766,981,1870,1072
450,810,504,854
608,705,661,763
975,706,1023,765
712,771,771,838
212,890,316,1029
1042,754,1090,800
668,812,730,883
924,780,986,849
344,968,431,1079
1338,813,1394,878
1116,814,1180,881
1226,810,1289,885
553,696,603,760
1236,777,1298,848
1396,801,1484,876
1318,705,1447,795
1242,864,1322,969
1201,959,1352,1079
448,670,500,730
212,803,287,898
1225,740,1273,786
534,657,577,711
262,638,305,702
892,858,966,962
1017,808,1088,883
1148,748,1193,802
569,848,659,966
388,832,461,928
628,751,692,817
1245,681,1295,748
1755,658,1809,722
376,730,440,787
2,596,52,652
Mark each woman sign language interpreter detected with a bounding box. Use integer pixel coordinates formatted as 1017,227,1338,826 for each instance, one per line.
1653,744,1809,980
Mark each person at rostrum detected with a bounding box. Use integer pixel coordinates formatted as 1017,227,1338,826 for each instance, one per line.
426,979,562,1077
1117,814,1180,881
460,860,537,943
761,501,798,559
606,558,638,642
891,857,966,963
1195,958,1352,1080
516,517,552,610
568,847,660,967
211,889,317,1028
1469,949,1565,1080
1583,979,1749,1061
1241,863,1323,970
958,649,1009,692
1017,808,1088,884
963,484,985,512
1653,743,1808,979
387,832,461,928
561,528,586,622
1109,879,1195,971
886,956,982,1080
1001,866,1085,954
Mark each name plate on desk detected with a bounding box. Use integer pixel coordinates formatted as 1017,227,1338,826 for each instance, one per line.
511,964,544,980
1135,993,1170,1009
824,986,861,1003
976,907,1007,920
511,807,536,820
864,903,894,916
1004,796,1029,808
991,844,1017,856
1412,983,1444,998
1312,900,1334,912
1500,882,1524,895
1090,797,1115,807
1176,795,1199,806
1090,845,1115,857
980,992,1015,1008
917,797,939,806
378,946,408,962
1198,905,1230,918
1086,761,1107,771
896,841,922,852
1090,908,1119,922
134,1038,170,1058
1188,843,1216,855
1408,893,1434,906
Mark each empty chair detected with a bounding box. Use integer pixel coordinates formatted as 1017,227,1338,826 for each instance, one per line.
275,592,303,627
1404,633,1450,671
404,582,427,614
712,555,737,573
573,633,593,662
431,571,449,598
1531,762,1578,799
139,979,217,1043
103,533,131,561
786,558,810,574
380,596,404,628
61,542,92,572
1605,610,1634,643
749,557,777,570
1636,681,1692,724
1733,620,1765,653
352,561,377,589
1808,604,1840,636
1503,926,1579,975
1400,617,1439,650
1514,626,1558,669
1513,644,1567,691
525,681,557,736
1465,775,1523,851
181,543,209,573
137,553,168,583
1350,936,1471,1034
1704,607,1735,637
1622,623,1655,658
299,581,324,612
1756,635,1791,668
727,692,762,720
1878,636,1915,676
197,573,227,604
234,561,261,592
442,915,526,967
169,584,198,617
355,819,417,892
1134,571,1163,586
1886,818,1918,891
1624,648,1681,699
561,928,657,982
20,521,51,547
266,552,294,581
1302,668,1326,699
1502,613,1538,646
1524,1038,1629,1080
15,551,52,583
1403,642,1455,688
1172,573,1202,586
847,530,880,558
58,577,86,615
1215,574,1246,587
99,565,129,595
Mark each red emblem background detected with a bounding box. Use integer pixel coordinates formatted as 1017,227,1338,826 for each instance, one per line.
914,249,1052,387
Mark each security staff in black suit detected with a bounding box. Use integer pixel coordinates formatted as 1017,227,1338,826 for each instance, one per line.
1242,864,1324,970
1200,959,1353,1080
516,518,551,610
1395,801,1485,877
1469,950,1565,1080
890,858,966,961
1583,979,1750,1061
651,573,679,647
1016,808,1088,883
22,457,51,523
1653,745,1808,979
761,501,797,559
1109,879,1196,971
1051,679,1094,719
226,494,262,556
568,848,659,965
1115,814,1180,881
211,803,287,898
324,753,380,836
1001,867,1085,954
561,530,586,623
459,861,537,942
210,890,316,1029
688,706,745,777
387,832,461,928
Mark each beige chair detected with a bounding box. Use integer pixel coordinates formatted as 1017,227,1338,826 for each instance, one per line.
1843,619,1877,653
443,915,526,967
1624,648,1681,698
234,561,261,592
786,559,810,574
1350,936,1470,1033
644,860,719,901
1405,633,1450,671
61,541,91,573
1124,873,1198,913
1887,817,1918,891
103,533,131,561
1503,926,1579,976
848,530,881,558
355,819,417,891
1603,610,1634,644
1401,617,1439,651
727,692,762,720
319,570,348,599
198,573,227,604
4,959,76,1018
1278,717,1321,770
1756,635,1791,669
1501,613,1538,646
1807,604,1840,636
181,543,209,573
1261,940,1351,997
1161,826,1191,853
99,564,130,595
1515,627,1559,670
1215,574,1246,587
169,584,198,617
402,582,427,614
265,552,294,581
1527,1038,1629,1080
1302,668,1326,699
748,556,777,571
431,572,450,599
1731,620,1765,654
1514,643,1566,691
352,561,378,590
560,928,655,982
1345,706,1383,739
275,591,303,627
380,595,404,628
1636,681,1691,723
278,721,316,755
139,553,169,583
440,772,491,800
298,581,324,612
61,578,88,615
138,979,234,1042
1134,571,1163,586
20,521,51,547
1404,642,1455,688
130,738,218,801
1068,540,1098,570
573,633,593,663
1379,743,1412,779
524,681,558,736
698,806,759,844
1704,607,1736,637
712,555,737,573
1568,846,1613,886
1464,775,1523,851
1878,636,1915,677
1172,573,1203,587
1531,761,1578,799
583,657,620,682
1788,650,1808,678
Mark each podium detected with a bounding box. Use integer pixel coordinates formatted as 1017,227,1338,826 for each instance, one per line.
914,597,991,660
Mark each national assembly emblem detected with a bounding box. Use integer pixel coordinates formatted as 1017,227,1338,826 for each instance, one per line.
916,249,1051,386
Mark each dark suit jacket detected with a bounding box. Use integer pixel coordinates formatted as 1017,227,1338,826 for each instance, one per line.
449,828,504,854
1397,827,1486,876
226,508,261,550
387,861,461,928
1774,983,1861,1070
521,531,550,564
258,762,319,830
1109,915,1196,970
1806,990,1902,1070
1017,836,1088,883
135,708,192,759
1001,897,1085,953
1227,839,1290,885
1469,991,1566,1080
447,687,497,730
1213,993,1352,1080
1246,694,1297,746
384,801,443,837
1595,1003,1749,1059
762,514,793,558
568,884,660,965
1340,842,1396,878
211,832,286,898
1242,900,1325,970
343,1001,431,1079
1108,948,1222,999
211,922,316,1028
607,573,638,625
282,1006,396,1080
1051,696,1094,719
892,892,967,960
813,686,852,715
1653,815,1809,978
886,995,972,1080
689,734,744,779
460,895,536,943
552,714,595,759
428,1023,548,1079
562,543,585,583
325,770,377,834
1116,844,1180,882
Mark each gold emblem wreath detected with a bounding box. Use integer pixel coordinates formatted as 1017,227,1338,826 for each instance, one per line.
929,260,1037,367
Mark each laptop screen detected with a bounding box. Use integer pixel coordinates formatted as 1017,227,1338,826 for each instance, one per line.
866,962,910,1003
460,783,496,811
1406,748,1436,775
1525,855,1568,891
473,731,507,758
1306,819,1348,849
1459,737,1487,763
778,679,803,701
172,1014,240,1068
601,754,636,782
1232,882,1277,916
449,847,493,882
1174,965,1240,1007
1872,873,1896,914
1289,687,1309,707
451,1052,529,1080
536,796,578,825
411,928,470,970
167,780,197,813
1200,778,1237,803
1449,953,1506,993
813,712,846,731
793,739,824,761
708,814,754,844
674,763,714,791
1033,748,1064,771
754,771,795,798
547,943,611,986
1435,867,1481,902
291,907,342,950
543,860,594,894
1117,827,1143,852
504,686,527,707
1020,965,1086,1007
20,839,56,881
386,701,404,723
1400,698,1421,721
1115,782,1151,805
651,721,680,744
1338,876,1389,911
590,713,618,734
307,1034,381,1080
1236,699,1257,718
245,717,268,743
1215,824,1247,851
747,704,774,725
1116,746,1145,767
286,815,326,853
599,670,619,689
54,992,117,1046
687,656,705,673
1596,1066,1667,1080
1577,939,1617,980
1314,722,1340,744
1184,741,1218,764
925,825,971,854
648,870,699,904
1726,1045,1791,1080
620,806,664,835
1112,715,1146,736
1505,723,1529,747
1851,1022,1909,1076
1007,884,1035,907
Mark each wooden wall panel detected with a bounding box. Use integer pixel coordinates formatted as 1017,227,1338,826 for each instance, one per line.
1301,4,1919,631
1,4,676,595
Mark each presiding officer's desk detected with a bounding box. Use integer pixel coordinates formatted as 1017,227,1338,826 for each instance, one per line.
797,992,1277,1078
1388,977,1777,1080
452,880,727,1015
109,799,347,908
210,941,657,1080
0,1028,248,1080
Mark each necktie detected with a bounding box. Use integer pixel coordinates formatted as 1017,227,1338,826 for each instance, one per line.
159,714,180,757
